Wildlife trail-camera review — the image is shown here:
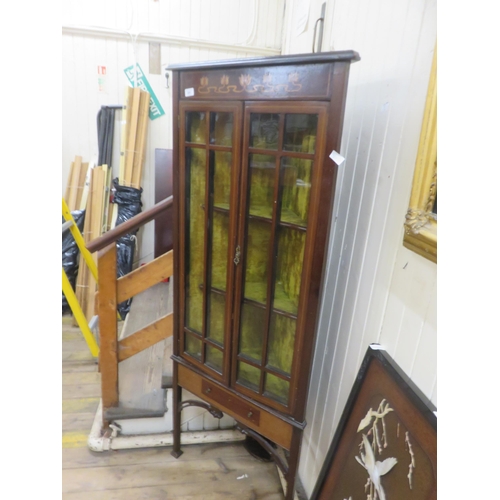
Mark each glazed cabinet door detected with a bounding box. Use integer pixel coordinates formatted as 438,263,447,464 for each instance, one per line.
178,101,242,384
231,101,329,414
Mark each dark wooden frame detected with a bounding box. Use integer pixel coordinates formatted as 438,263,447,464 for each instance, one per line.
310,345,437,500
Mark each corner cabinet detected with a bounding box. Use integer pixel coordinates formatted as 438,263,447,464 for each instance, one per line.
168,51,359,499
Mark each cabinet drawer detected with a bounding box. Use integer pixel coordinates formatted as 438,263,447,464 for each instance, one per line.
178,364,293,449
202,380,260,426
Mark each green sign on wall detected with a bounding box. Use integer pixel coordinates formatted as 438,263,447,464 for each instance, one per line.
124,63,165,120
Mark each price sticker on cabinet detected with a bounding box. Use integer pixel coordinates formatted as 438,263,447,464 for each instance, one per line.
184,88,195,97
329,150,345,166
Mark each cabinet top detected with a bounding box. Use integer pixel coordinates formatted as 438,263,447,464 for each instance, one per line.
167,50,360,72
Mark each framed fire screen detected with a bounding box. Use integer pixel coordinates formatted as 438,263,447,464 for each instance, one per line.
310,345,437,500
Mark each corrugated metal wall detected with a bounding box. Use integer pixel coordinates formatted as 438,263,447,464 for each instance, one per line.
282,0,437,495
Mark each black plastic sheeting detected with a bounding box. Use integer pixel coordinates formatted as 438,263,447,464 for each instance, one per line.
62,210,85,313
112,178,143,318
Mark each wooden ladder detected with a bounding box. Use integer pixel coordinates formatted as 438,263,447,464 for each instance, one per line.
86,196,174,427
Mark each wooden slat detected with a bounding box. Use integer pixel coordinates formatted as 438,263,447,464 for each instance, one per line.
79,161,93,211
131,90,150,189
74,174,93,323
124,87,141,186
86,167,106,320
97,243,119,415
119,87,133,183
66,156,83,211
75,161,89,210
102,163,113,232
65,160,75,203
118,313,173,362
116,250,173,303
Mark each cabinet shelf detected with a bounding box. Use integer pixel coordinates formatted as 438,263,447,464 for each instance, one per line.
213,202,307,230
243,281,298,318
199,283,226,295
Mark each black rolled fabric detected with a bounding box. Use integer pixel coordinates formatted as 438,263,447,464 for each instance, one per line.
62,210,85,313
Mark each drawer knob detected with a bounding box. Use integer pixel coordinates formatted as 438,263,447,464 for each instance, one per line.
205,387,211,394
247,411,253,418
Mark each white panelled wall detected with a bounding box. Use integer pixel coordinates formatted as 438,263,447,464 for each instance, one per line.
283,0,437,496
62,0,437,496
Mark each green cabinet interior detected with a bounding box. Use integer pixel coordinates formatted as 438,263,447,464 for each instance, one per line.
181,103,323,410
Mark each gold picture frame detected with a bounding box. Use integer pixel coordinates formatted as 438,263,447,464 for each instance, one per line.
403,47,437,263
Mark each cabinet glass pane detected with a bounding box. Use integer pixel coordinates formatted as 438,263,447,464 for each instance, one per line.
248,154,275,219
237,361,261,393
185,147,206,333
250,113,279,150
206,344,224,372
273,227,305,315
280,157,312,227
210,211,230,290
186,112,207,144
267,313,296,375
243,219,272,305
238,303,265,362
213,151,232,210
264,373,289,406
283,114,318,153
210,112,233,146
185,333,202,360
207,291,225,345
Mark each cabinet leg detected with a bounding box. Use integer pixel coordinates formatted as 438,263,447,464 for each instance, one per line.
171,366,183,458
284,427,303,500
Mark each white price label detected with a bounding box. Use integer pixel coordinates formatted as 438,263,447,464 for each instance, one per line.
184,88,195,97
329,150,345,166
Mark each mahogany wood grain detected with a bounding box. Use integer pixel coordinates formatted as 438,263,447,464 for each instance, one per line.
178,364,293,450
154,149,173,258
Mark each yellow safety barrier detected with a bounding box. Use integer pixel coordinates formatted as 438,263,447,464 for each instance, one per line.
62,198,100,358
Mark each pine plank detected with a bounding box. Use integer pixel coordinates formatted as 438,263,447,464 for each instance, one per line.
130,90,150,189
124,87,141,186
118,313,173,362
68,156,82,211
119,87,133,184
116,251,173,303
65,160,75,204
75,162,89,210
86,167,106,320
98,244,119,411
79,162,93,211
